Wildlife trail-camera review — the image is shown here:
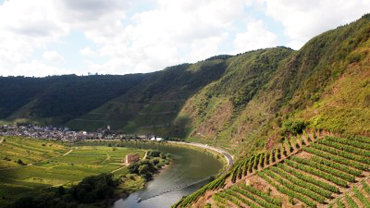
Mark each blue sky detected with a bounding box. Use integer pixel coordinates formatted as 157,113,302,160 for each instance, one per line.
0,0,369,77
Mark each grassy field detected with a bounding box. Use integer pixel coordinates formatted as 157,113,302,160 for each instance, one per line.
0,136,145,207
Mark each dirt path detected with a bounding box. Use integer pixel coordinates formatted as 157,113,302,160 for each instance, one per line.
143,151,148,160
111,164,127,173
168,141,234,167
62,149,73,156
101,152,111,164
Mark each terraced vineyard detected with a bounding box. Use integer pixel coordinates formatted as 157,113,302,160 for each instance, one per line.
0,136,68,168
175,132,370,208
0,136,146,207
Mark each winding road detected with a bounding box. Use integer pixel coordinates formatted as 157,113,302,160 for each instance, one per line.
168,141,234,167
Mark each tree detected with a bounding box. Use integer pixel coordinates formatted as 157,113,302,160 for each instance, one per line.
138,164,149,175
152,159,159,165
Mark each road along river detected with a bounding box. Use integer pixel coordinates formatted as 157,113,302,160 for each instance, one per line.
112,142,229,208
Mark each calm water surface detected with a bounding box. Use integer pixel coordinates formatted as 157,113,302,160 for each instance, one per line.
112,142,223,208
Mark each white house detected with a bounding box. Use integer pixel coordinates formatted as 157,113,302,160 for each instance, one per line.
156,137,163,141
150,136,163,141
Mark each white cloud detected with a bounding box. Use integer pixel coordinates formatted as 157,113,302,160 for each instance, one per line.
233,20,278,53
286,40,304,51
80,47,96,56
43,51,64,63
258,0,370,49
0,0,69,76
54,0,128,41
0,0,128,76
0,0,68,62
190,34,229,61
0,0,369,76
87,0,252,74
12,60,72,77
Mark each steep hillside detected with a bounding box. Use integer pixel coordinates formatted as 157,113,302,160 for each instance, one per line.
66,60,227,135
176,47,293,151
0,58,229,132
0,74,144,125
178,14,370,154
174,133,370,208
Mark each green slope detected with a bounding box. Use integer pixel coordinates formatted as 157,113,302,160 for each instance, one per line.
1,14,370,157
178,14,370,154
0,74,144,125
66,60,227,135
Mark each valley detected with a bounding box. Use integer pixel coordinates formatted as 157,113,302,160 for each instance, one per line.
0,136,225,208
0,9,370,208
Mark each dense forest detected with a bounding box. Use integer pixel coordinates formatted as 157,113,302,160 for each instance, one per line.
0,74,145,124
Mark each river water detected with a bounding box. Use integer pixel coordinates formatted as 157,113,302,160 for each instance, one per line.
112,142,223,208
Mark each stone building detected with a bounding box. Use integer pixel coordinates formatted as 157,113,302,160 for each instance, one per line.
125,153,140,164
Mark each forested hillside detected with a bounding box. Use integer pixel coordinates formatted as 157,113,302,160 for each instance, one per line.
66,61,227,135
1,14,369,157
0,74,145,125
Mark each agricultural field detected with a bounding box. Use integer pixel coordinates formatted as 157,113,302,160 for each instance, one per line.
0,136,145,207
174,132,370,208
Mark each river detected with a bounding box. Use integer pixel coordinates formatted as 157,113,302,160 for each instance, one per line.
112,142,223,208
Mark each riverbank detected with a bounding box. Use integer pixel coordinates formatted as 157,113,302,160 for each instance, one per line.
167,141,234,168
77,139,233,170
111,142,223,208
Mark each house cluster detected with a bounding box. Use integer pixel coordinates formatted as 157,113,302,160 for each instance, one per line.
0,124,91,141
0,124,166,143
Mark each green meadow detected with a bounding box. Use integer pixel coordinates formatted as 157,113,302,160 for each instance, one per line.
0,136,145,207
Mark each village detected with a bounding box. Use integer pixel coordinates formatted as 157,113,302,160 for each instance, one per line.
0,124,164,142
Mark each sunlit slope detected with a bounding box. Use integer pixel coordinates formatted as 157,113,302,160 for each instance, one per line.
173,132,370,208
178,14,370,153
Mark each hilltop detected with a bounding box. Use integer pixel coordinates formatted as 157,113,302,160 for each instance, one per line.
0,14,369,157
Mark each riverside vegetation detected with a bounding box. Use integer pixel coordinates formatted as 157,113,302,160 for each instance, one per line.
0,12,370,208
0,136,170,208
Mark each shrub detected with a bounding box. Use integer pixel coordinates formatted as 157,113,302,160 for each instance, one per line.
304,147,367,171
270,166,332,198
281,120,307,136
239,184,282,206
353,186,370,208
264,169,325,203
290,156,355,182
345,194,359,208
285,159,348,187
257,171,316,207
17,159,25,165
311,156,362,176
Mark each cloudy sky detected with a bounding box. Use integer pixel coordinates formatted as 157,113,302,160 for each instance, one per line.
0,0,369,77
